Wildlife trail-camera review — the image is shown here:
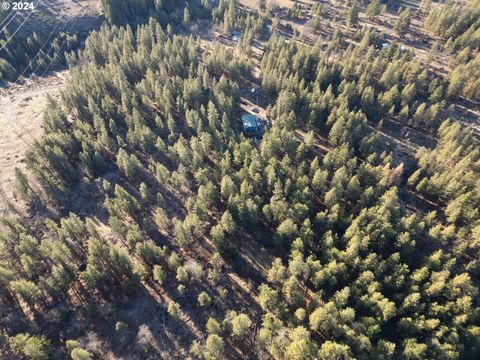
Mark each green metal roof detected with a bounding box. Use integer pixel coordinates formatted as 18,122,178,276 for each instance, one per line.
241,114,259,131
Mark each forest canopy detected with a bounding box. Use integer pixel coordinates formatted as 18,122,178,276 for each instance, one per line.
1,0,479,359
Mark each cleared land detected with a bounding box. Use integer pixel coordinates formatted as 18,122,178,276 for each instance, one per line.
0,71,67,211
18,0,103,37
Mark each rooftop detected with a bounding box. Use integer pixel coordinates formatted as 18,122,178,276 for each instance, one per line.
241,114,259,132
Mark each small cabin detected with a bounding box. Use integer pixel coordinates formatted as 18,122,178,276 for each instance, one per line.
241,114,259,136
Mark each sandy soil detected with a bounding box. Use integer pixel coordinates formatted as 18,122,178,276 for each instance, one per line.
240,0,316,11
0,71,68,211
17,0,103,38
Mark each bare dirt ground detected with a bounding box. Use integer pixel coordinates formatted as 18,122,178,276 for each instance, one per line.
0,71,68,212
16,0,103,37
241,0,299,11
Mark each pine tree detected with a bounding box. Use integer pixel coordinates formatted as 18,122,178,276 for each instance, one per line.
366,0,382,20
230,313,252,338
347,1,359,28
10,280,42,307
205,334,225,358
9,334,51,360
395,8,412,37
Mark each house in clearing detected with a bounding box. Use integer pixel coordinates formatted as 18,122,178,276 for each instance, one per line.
241,113,259,136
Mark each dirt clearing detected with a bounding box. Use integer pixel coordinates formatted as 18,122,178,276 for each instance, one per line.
16,0,103,38
240,0,316,11
0,71,68,212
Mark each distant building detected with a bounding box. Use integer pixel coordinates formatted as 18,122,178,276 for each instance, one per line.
241,113,259,136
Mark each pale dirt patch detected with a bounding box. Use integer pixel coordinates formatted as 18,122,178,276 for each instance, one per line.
0,70,68,211
17,0,104,38
240,0,316,11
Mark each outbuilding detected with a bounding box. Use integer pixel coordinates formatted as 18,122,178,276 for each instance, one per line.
232,31,242,42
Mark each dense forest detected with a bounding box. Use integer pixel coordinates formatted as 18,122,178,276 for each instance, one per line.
425,0,480,102
0,29,80,82
0,0,479,359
